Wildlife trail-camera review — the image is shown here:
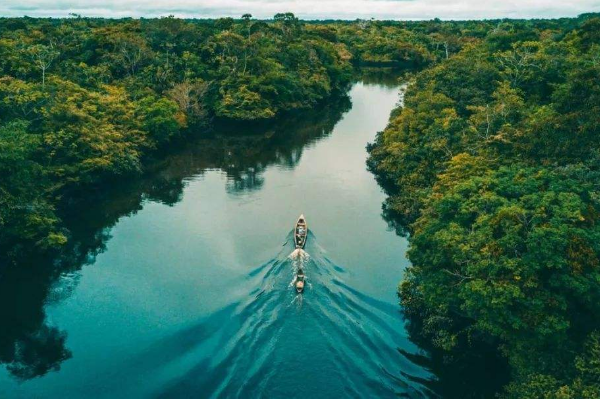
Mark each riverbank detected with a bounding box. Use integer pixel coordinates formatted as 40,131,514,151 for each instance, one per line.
367,15,600,397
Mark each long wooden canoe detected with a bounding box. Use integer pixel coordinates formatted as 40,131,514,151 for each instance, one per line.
294,214,308,249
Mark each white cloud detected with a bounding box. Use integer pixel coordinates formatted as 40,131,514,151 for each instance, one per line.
1,0,599,20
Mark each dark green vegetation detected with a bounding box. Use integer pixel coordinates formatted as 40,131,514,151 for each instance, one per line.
368,14,600,398
0,15,477,262
0,14,357,260
3,12,600,398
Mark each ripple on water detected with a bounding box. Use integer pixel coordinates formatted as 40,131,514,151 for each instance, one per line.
148,234,434,399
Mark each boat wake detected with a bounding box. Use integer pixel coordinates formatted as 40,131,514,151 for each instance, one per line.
288,247,311,302
129,231,435,398
288,248,309,261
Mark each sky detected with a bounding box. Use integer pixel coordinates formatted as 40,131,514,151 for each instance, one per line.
1,0,599,20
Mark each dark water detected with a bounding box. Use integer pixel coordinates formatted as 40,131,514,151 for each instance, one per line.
0,74,439,398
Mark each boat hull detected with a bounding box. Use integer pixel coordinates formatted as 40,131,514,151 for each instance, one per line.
294,214,308,249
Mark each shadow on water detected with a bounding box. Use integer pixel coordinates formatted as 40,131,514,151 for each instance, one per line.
0,264,72,382
0,91,351,383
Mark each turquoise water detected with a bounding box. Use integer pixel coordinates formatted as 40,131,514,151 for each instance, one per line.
0,76,437,398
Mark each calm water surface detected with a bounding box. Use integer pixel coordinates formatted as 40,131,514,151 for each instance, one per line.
1,75,438,398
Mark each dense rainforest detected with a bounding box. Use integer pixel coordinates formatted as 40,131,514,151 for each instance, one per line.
2,12,600,398
0,14,480,262
368,13,600,398
0,14,354,260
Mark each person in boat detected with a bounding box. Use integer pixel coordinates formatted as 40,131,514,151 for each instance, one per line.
294,269,306,293
296,226,306,246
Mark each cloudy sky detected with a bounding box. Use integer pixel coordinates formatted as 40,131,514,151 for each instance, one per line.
1,0,599,20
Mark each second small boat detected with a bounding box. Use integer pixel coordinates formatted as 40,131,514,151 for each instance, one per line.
294,214,308,249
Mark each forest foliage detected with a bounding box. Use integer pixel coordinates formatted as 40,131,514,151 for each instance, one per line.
0,14,485,259
3,13,600,396
367,14,600,397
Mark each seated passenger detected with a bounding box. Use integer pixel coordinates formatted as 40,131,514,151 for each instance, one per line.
295,279,305,293
294,269,306,293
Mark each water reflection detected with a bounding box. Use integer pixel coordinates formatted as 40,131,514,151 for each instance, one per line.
0,263,72,381
165,94,352,195
0,92,351,382
357,67,406,88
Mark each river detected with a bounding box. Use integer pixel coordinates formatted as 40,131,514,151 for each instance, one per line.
0,72,440,398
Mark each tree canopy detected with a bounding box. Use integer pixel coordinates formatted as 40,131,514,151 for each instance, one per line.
3,13,600,396
368,13,600,397
0,14,486,259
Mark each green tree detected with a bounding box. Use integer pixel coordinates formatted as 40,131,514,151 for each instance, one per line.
136,95,183,145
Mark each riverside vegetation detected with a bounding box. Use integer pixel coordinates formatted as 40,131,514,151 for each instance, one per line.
2,12,600,398
0,14,471,261
368,13,600,398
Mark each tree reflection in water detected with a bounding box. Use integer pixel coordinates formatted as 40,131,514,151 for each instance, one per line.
0,92,351,381
0,262,72,381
